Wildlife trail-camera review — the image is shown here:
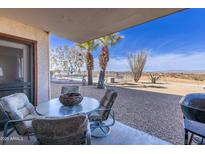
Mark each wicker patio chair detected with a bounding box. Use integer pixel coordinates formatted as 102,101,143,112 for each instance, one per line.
88,89,118,137
61,86,79,94
32,113,91,145
0,93,38,144
180,93,205,145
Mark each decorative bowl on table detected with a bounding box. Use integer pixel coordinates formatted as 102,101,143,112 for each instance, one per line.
59,93,83,106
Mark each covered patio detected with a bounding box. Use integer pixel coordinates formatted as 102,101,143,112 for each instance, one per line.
0,8,184,145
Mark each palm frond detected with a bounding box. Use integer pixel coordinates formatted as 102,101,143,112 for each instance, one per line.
98,33,124,47
76,40,99,52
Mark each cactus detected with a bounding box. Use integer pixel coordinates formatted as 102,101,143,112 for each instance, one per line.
127,51,147,83
149,73,161,84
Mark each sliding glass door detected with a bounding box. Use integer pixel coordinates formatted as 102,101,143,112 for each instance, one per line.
0,39,34,103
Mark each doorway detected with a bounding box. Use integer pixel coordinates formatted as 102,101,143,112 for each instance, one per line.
0,33,37,105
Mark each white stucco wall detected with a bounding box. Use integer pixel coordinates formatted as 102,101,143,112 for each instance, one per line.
0,17,50,103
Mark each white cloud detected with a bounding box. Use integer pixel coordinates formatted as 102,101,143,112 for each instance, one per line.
107,57,129,71
156,39,176,50
81,51,205,72
92,57,128,72
146,52,205,71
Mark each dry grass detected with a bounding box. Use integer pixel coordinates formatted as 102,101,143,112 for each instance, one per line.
104,72,205,96
109,81,204,96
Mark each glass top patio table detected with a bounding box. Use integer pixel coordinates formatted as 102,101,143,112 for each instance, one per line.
36,97,100,117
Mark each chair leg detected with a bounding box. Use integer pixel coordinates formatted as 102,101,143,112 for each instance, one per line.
184,129,189,145
99,126,107,135
200,138,204,145
189,133,194,145
2,122,9,145
91,125,111,138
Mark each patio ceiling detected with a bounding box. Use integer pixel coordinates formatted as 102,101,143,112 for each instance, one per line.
0,8,184,43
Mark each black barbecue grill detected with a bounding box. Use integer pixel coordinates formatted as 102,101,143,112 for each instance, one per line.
180,93,205,145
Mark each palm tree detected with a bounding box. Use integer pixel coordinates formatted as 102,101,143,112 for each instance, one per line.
97,33,123,89
77,40,99,85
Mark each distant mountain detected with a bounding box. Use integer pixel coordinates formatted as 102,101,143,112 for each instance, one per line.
93,70,205,74
145,70,205,73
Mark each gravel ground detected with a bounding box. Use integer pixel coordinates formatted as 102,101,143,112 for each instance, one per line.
51,83,184,144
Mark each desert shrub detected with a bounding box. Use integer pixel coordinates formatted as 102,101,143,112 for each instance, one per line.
192,75,204,81
127,51,147,83
149,73,161,84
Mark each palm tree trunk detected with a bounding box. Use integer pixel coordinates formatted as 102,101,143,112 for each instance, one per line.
87,68,93,85
85,52,94,85
97,69,105,89
97,46,109,89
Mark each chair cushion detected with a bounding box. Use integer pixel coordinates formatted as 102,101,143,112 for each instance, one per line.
1,93,34,116
15,112,38,135
100,89,113,107
99,89,117,120
0,93,36,135
32,113,89,145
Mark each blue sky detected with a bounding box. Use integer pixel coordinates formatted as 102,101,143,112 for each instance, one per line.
49,8,205,72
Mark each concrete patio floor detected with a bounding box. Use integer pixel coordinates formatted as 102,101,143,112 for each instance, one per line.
51,83,183,144
93,121,170,145
0,121,170,145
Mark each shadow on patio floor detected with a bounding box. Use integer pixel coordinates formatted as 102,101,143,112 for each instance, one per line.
0,121,170,145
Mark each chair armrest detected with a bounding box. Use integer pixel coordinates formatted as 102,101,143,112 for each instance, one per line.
6,118,33,124
94,108,112,112
89,108,115,127
3,118,33,139
88,108,113,115
88,107,112,116
92,108,115,120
